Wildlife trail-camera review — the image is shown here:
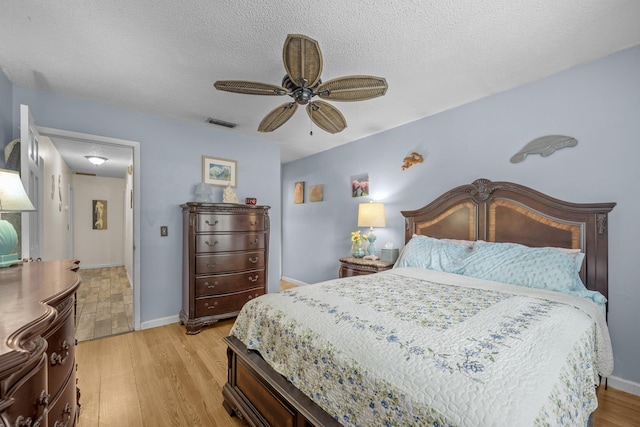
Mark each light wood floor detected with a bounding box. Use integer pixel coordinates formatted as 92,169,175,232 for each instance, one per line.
76,281,640,426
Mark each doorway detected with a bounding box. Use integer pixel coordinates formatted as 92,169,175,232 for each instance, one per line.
38,126,141,334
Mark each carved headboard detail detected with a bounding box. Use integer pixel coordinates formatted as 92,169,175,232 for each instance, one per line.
402,178,616,299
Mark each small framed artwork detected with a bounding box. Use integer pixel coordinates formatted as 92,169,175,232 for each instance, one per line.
93,200,107,230
309,184,323,202
202,156,237,187
294,181,305,204
351,174,369,198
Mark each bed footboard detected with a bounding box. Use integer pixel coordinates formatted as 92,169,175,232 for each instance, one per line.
223,335,341,427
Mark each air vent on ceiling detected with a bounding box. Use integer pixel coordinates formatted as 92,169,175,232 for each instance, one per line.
206,117,237,128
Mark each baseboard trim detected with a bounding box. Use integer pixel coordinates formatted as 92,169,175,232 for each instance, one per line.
607,375,640,396
79,263,124,269
281,276,309,286
140,315,180,330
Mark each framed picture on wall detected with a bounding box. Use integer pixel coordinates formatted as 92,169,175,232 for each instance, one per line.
294,181,305,204
202,156,237,187
309,184,323,202
93,199,107,230
351,174,369,198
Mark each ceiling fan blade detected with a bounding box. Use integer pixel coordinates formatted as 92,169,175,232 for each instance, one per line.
306,101,347,134
316,76,388,101
283,34,323,88
258,102,299,132
214,80,287,96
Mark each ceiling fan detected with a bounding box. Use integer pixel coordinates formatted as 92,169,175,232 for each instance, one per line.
214,34,388,134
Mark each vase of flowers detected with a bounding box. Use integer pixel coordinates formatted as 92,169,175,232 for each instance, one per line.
350,230,366,258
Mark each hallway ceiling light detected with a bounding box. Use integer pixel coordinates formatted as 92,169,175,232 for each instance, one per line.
85,155,108,165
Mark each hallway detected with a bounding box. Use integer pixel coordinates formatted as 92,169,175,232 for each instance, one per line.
76,266,133,341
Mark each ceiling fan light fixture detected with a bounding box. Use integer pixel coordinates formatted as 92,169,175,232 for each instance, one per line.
85,155,108,166
213,34,387,134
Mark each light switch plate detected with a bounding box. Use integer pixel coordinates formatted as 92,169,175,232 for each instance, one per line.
160,226,168,237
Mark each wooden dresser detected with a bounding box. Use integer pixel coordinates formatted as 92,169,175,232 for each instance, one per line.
180,203,270,334
0,259,81,427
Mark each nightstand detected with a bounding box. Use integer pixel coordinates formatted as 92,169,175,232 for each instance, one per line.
339,256,394,278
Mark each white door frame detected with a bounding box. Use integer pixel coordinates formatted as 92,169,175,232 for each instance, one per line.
38,126,141,331
20,105,44,260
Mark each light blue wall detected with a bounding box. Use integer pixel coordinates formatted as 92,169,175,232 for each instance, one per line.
0,70,12,169
9,87,282,325
282,46,640,385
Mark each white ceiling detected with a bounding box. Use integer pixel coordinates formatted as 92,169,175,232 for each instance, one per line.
1,1,639,164
41,134,133,179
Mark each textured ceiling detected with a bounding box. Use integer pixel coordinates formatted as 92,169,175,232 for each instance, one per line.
1,1,639,164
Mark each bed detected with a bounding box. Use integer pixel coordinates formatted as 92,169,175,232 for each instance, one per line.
222,178,616,426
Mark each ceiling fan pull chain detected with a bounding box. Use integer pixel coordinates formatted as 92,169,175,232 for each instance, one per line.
310,118,313,136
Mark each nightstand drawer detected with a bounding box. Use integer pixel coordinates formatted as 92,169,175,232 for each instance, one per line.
195,270,265,296
196,214,265,232
196,251,265,274
339,256,394,278
195,288,264,318
195,233,264,253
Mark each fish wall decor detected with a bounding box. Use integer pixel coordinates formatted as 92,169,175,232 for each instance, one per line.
510,135,577,163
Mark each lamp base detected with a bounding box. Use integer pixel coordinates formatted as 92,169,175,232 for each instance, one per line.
0,253,21,268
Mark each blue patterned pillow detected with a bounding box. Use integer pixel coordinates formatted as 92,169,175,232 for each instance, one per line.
394,235,472,272
456,240,583,292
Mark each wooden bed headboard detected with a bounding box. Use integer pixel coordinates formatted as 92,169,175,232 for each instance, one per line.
401,178,616,299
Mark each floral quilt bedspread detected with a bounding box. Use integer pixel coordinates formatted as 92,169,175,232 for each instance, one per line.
231,267,613,427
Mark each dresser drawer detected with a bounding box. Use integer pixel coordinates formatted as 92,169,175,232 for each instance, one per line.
195,288,264,318
48,366,77,427
4,354,48,427
196,251,265,274
195,233,264,253
43,306,76,400
196,214,265,232
195,270,265,297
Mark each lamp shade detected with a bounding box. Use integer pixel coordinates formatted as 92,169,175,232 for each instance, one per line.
357,202,386,228
0,168,35,267
0,168,36,212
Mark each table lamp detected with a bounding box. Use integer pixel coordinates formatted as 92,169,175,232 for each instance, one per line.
0,168,36,267
357,201,386,258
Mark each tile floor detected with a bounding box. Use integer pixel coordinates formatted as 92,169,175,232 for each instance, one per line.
75,266,133,342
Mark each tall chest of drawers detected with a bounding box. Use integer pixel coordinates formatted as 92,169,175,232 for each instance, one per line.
180,203,270,334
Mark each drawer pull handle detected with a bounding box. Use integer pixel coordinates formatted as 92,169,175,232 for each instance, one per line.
50,340,70,366
248,275,258,283
248,239,259,245
205,240,218,246
205,302,219,309
205,281,218,289
205,219,219,227
16,389,50,426
53,403,72,427
248,293,261,300
207,262,216,268
248,257,258,264
249,220,258,226
38,390,50,406
16,414,44,427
